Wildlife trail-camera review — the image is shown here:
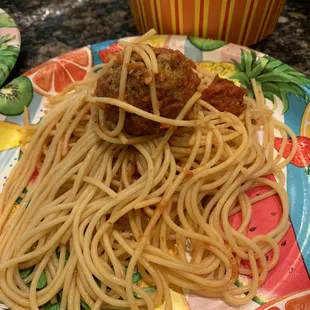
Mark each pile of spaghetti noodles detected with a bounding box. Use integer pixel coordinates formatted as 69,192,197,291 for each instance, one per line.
0,30,296,310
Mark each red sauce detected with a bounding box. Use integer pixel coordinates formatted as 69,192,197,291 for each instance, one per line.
201,75,248,116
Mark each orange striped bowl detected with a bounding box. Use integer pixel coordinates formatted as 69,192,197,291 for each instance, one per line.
129,0,286,46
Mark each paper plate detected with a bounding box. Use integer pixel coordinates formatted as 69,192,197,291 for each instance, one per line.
0,35,309,310
0,8,20,87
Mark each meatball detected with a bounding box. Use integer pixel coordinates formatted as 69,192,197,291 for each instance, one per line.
201,75,248,116
94,47,201,135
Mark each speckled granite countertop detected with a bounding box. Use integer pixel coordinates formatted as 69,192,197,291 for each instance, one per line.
1,0,310,80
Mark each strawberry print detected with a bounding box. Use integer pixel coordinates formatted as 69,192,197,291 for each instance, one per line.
98,42,123,63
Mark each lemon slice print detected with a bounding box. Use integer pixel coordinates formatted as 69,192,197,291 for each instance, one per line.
156,286,190,310
145,35,169,47
196,61,239,85
129,35,170,48
300,102,310,137
0,121,24,151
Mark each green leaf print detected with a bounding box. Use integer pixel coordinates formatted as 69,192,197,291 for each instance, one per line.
0,33,19,86
42,302,61,310
36,271,47,290
248,58,268,79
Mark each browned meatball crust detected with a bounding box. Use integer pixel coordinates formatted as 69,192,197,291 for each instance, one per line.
94,47,201,135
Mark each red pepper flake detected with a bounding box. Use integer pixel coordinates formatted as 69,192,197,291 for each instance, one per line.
159,123,171,129
183,168,194,177
157,202,168,213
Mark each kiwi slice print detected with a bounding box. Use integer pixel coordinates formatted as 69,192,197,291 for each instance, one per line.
0,76,33,116
188,37,228,51
0,12,17,28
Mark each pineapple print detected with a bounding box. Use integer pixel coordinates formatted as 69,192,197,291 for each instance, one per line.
230,50,310,113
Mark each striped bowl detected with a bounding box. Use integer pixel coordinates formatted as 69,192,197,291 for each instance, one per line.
129,0,286,46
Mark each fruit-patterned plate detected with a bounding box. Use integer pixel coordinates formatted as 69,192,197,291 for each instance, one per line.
0,36,309,310
0,8,20,87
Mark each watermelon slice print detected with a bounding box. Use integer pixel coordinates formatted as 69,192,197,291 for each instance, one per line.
229,174,310,304
259,226,309,299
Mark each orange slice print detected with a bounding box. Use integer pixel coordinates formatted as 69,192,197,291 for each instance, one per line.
300,102,310,138
24,47,92,96
285,293,310,310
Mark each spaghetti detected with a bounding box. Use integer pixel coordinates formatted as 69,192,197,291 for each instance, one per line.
0,30,296,310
